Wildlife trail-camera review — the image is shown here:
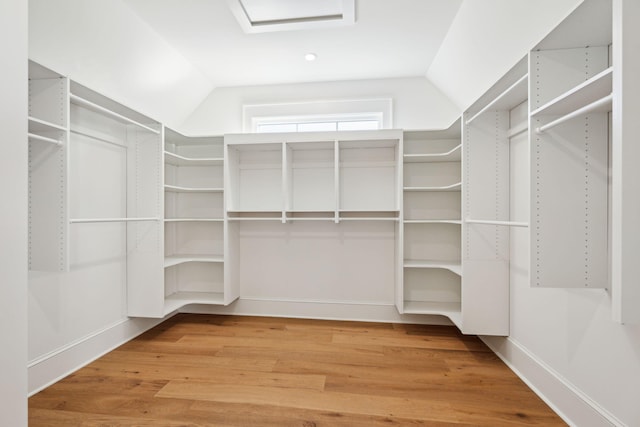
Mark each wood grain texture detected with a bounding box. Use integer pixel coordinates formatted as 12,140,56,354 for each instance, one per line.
29,314,566,426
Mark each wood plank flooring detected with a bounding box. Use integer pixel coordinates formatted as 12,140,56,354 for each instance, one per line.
29,314,566,426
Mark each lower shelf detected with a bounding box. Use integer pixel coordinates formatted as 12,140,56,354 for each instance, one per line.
403,301,462,326
164,255,224,268
164,291,225,315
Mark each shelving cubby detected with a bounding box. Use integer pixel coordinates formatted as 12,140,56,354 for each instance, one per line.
163,129,232,314
28,61,69,272
338,137,400,214
400,121,462,321
285,140,335,217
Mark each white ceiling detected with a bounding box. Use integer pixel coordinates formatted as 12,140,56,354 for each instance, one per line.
122,0,463,88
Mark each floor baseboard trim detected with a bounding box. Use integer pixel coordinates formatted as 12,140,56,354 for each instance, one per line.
180,298,453,325
481,335,622,427
28,316,166,396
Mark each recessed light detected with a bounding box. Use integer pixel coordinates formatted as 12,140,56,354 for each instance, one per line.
305,53,317,61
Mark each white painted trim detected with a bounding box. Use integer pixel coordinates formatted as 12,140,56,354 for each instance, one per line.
481,336,623,427
179,297,453,326
28,316,166,396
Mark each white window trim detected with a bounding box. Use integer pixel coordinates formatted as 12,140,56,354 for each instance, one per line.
243,98,393,133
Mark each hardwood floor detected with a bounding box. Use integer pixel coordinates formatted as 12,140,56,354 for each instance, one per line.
29,314,566,426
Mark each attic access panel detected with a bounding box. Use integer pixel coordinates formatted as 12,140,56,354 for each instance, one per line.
227,0,355,33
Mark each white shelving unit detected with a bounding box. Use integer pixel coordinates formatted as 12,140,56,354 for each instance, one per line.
66,81,164,318
400,120,462,326
28,61,69,272
461,57,529,336
224,130,402,309
163,129,235,315
529,3,610,289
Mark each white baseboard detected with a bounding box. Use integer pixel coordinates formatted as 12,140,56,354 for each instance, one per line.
481,336,623,427
28,316,166,396
180,297,454,326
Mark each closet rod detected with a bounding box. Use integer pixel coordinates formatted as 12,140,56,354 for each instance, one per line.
465,219,529,227
28,133,62,146
70,217,160,223
465,74,528,125
535,94,612,134
70,93,160,134
70,129,126,148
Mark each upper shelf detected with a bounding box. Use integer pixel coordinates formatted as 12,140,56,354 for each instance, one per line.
403,144,461,163
164,151,223,166
466,74,528,125
531,67,613,117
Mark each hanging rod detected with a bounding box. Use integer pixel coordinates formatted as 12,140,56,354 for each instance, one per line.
69,217,161,223
465,74,528,125
465,219,529,227
70,93,160,134
70,129,127,148
28,133,63,146
535,94,612,134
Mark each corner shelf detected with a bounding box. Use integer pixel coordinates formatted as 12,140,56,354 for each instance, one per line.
164,184,223,193
403,260,462,276
404,182,462,192
403,144,461,163
402,301,462,326
164,291,225,315
164,255,224,268
164,151,223,166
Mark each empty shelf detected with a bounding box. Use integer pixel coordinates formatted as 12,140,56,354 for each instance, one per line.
403,144,461,163
403,301,462,326
164,184,223,193
403,260,462,276
164,151,223,166
164,291,225,315
164,255,224,268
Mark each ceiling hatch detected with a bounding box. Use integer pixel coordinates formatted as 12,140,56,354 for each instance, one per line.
226,0,356,33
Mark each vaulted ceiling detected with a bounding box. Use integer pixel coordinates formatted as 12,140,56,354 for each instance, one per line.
29,0,583,129
123,0,463,88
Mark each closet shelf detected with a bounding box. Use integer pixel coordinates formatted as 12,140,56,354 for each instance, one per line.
70,93,159,135
164,151,223,166
403,260,462,276
69,217,160,223
28,133,62,146
164,184,223,193
164,291,225,315
164,218,224,222
404,182,461,192
466,74,528,125
28,116,67,133
465,219,529,227
402,301,462,326
531,67,613,117
164,255,224,268
403,144,461,163
404,219,462,225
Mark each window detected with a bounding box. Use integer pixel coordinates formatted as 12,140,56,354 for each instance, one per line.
255,114,382,133
244,99,393,133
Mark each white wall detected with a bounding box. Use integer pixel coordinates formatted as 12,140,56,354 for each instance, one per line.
29,0,213,129
0,0,28,425
427,0,583,111
180,77,460,135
